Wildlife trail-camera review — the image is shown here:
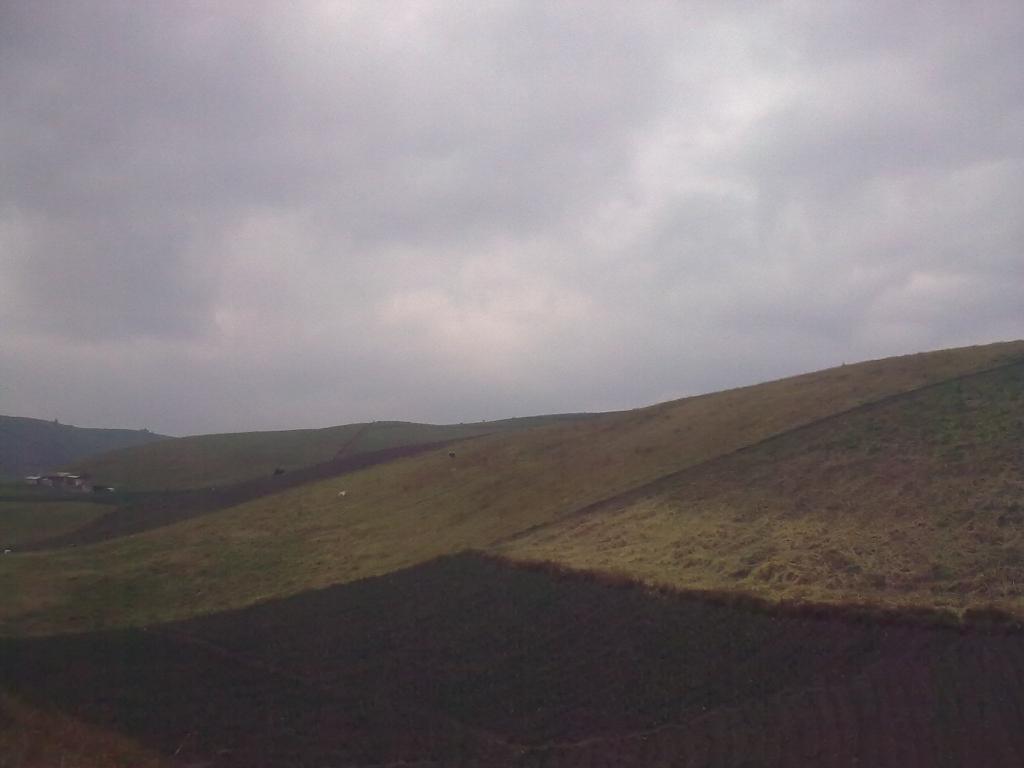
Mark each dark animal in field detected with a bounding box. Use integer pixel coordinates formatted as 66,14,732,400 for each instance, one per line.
273,468,286,476
448,451,456,459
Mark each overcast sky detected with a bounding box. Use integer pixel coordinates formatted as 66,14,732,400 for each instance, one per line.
1,1,1021,435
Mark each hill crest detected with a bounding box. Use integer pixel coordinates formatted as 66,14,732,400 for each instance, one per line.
0,415,168,480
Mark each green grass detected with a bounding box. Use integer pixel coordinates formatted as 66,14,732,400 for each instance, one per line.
67,423,367,491
0,502,109,550
69,415,593,491
0,482,110,502
2,340,1022,635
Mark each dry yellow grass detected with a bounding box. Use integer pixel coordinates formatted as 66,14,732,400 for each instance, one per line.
501,359,1024,616
2,340,1021,635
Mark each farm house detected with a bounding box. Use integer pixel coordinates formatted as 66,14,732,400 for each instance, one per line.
26,472,93,491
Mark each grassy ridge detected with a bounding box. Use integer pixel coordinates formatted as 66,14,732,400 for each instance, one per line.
2,340,1022,635
0,415,167,480
67,423,365,491
502,360,1024,614
69,415,594,491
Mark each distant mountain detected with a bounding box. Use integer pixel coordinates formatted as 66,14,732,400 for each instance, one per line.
0,415,169,480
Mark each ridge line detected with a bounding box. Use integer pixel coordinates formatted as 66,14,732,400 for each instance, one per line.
490,355,1024,547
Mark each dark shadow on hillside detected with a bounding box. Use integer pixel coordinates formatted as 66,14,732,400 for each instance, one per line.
4,553,1024,766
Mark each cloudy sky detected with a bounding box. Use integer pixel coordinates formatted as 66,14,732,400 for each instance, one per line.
1,1,1021,435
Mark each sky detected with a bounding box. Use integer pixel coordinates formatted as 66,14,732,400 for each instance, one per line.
1,1,1021,436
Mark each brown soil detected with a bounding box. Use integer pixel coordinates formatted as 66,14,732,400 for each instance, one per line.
3,553,1024,766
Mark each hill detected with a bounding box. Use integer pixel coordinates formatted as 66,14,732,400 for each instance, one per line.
501,357,1024,614
69,415,595,491
5,339,1024,767
0,500,110,551
3,339,1021,635
27,438,467,549
0,416,167,480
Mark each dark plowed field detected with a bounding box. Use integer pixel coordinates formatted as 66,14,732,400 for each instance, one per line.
25,440,457,551
3,553,1024,766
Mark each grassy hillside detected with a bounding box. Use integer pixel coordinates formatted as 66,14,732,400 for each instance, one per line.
29,438,472,549
0,501,109,550
502,359,1024,615
3,340,1021,635
0,415,167,480
70,415,593,491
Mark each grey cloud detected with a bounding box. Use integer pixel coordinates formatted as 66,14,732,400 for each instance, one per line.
0,1,1021,434
2,1,673,343
741,2,1024,200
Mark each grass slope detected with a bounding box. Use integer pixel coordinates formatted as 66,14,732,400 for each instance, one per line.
70,415,593,491
502,359,1024,615
0,415,167,480
2,340,1021,635
29,438,464,550
0,501,109,550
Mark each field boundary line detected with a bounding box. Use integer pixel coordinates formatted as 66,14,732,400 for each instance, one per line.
489,355,1024,548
